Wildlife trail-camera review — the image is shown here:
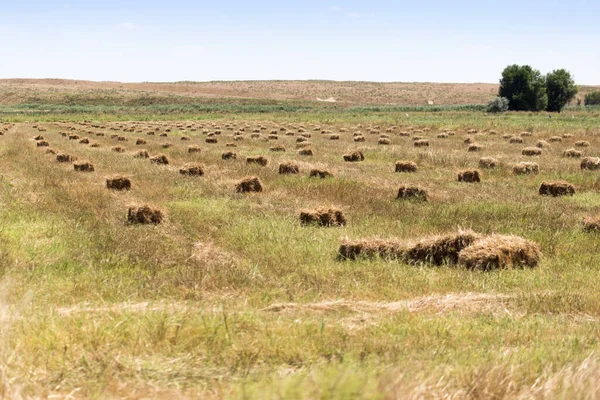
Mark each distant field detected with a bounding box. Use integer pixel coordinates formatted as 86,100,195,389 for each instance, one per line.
2,107,600,398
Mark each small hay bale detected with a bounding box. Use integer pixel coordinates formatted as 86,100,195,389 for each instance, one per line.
222,152,237,160
406,231,481,266
181,136,190,141
458,235,541,270
159,133,168,137
136,139,147,145
309,169,333,179
279,162,300,175
548,136,562,143
188,146,202,153
45,148,57,154
73,161,94,172
397,185,427,201
127,206,163,225
270,145,286,152
300,208,346,227
298,148,314,156
457,169,481,183
468,143,483,152
509,136,524,144
79,138,90,144
247,156,268,166
478,157,498,169
354,136,366,142
343,150,364,162
583,216,600,233
330,134,340,140
117,136,127,141
581,157,600,170
337,239,405,261
236,176,263,193
536,140,550,148
513,162,539,175
34,135,44,141
161,143,172,149
150,154,169,165
575,140,590,147
106,176,131,190
437,133,448,139
538,181,575,197
112,146,125,153
36,140,49,147
378,138,391,145
90,143,100,148
563,133,574,139
179,163,205,176
134,150,149,159
68,134,80,140
520,131,533,137
464,137,474,144
206,137,218,144
522,147,542,156
413,139,429,147
56,153,76,163
395,161,417,173
563,149,582,158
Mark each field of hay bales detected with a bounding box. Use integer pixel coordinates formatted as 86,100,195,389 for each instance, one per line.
3,109,600,398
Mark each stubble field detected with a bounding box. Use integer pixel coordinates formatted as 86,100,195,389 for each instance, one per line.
2,109,600,398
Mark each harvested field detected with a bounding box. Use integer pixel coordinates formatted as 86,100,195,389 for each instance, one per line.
2,102,600,399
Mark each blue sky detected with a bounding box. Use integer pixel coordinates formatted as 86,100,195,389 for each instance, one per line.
0,1,598,84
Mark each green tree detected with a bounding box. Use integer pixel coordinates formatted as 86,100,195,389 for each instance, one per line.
546,69,578,112
499,65,548,111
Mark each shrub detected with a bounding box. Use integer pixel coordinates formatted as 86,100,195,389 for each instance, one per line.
486,96,509,113
585,91,600,106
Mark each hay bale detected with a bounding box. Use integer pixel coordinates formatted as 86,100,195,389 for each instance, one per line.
270,145,286,152
563,149,582,158
330,134,340,140
337,239,405,261
79,138,90,144
247,156,268,166
413,139,429,147
309,169,333,179
188,146,202,153
161,143,172,149
406,231,481,265
548,136,562,143
457,169,481,183
522,147,542,156
395,161,417,173
468,143,483,152
513,162,539,175
34,135,44,141
575,140,590,147
159,133,168,137
509,136,524,144
56,153,76,163
181,136,190,141
298,148,314,156
583,216,600,233
563,133,574,139
236,176,263,193
437,133,448,139
45,148,57,154
134,150,149,159
536,140,550,148
127,206,163,225
343,150,364,162
378,138,391,145
117,136,127,142
73,161,94,172
580,157,600,170
279,162,300,175
179,163,205,176
68,134,80,140
300,207,346,227
206,137,218,143
36,140,49,147
539,181,575,197
112,146,125,153
464,137,474,144
397,185,427,201
90,143,100,148
222,151,237,160
136,139,147,145
478,157,498,169
106,176,131,190
150,154,169,165
354,136,366,142
458,235,541,270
